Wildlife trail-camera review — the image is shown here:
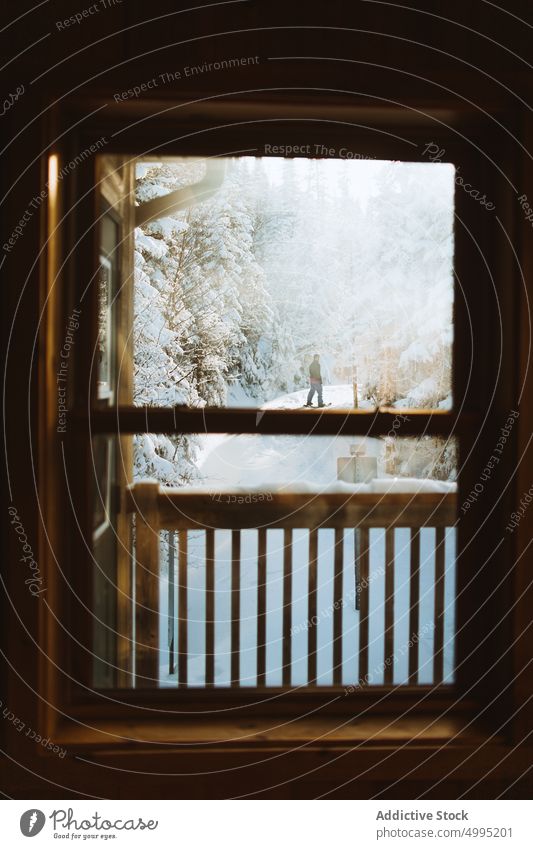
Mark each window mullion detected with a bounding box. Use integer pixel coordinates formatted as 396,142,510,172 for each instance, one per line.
78,405,476,438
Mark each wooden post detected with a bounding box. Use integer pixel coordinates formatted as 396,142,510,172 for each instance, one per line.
354,528,361,611
358,527,370,685
434,527,446,684
168,530,175,676
231,530,241,686
205,529,215,687
408,528,421,684
384,529,395,685
133,481,160,688
282,528,292,687
178,530,188,687
257,528,267,687
308,529,318,686
333,528,344,685
385,437,397,475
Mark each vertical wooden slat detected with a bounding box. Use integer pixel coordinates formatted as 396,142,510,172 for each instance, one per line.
408,528,421,684
178,530,188,687
354,528,361,611
308,529,318,686
134,481,159,688
257,528,267,687
282,528,292,687
333,528,344,685
434,527,445,684
205,529,215,687
384,529,395,685
358,527,370,685
231,530,241,686
168,530,175,676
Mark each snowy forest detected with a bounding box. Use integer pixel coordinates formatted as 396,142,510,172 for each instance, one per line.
133,156,455,486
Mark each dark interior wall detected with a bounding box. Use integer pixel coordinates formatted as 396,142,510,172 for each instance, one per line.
2,0,533,799
3,0,533,99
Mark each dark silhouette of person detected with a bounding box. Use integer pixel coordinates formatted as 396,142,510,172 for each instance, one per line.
305,354,325,407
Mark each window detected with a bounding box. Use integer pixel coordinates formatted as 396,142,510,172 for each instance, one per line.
45,113,512,733
75,150,465,697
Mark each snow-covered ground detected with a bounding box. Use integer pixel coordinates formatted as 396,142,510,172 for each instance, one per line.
226,381,370,411
155,384,456,688
195,384,373,490
158,526,455,688
190,384,454,493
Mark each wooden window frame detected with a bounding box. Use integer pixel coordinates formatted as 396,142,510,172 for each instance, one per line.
37,96,526,756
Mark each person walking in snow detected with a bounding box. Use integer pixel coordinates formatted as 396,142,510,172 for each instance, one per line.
305,353,325,407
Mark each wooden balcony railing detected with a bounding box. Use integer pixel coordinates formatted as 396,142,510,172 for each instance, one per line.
126,482,457,689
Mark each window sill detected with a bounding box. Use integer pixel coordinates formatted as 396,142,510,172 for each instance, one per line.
54,713,496,754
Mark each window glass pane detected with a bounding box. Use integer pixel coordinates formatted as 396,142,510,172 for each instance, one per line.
132,156,454,411
93,434,457,689
97,212,119,403
97,256,113,398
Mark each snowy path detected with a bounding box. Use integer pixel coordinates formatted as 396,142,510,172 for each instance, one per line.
261,383,371,411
